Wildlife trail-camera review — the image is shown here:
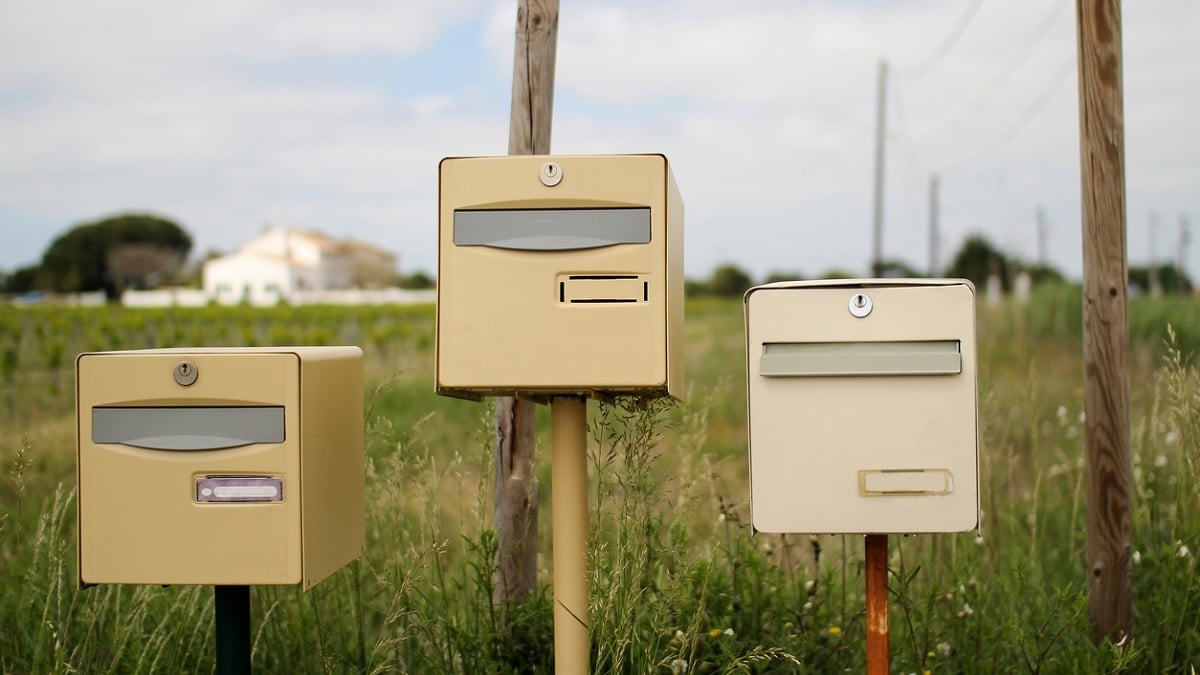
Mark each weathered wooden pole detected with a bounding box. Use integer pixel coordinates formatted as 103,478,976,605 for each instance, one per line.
494,0,559,609
1075,0,1132,644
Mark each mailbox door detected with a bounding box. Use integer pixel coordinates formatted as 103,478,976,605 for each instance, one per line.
746,283,979,534
77,352,302,585
437,154,675,395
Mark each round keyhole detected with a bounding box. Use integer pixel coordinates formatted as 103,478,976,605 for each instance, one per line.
539,161,563,187
848,293,873,318
174,360,198,386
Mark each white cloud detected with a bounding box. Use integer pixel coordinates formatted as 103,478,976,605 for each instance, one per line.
0,0,1196,280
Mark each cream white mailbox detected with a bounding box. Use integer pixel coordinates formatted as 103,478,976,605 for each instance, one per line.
744,279,979,534
76,346,364,588
437,154,684,399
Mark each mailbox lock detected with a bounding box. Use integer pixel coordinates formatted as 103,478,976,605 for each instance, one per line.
173,360,198,386
539,161,563,187
848,293,873,318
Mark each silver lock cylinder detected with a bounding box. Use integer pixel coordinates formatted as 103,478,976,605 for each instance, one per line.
174,360,198,386
849,293,873,318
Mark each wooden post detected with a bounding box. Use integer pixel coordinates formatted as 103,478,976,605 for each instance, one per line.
865,535,889,674
494,0,559,609
1075,0,1132,644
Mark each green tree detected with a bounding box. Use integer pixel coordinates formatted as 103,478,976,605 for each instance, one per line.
1129,264,1193,295
706,263,755,297
39,213,192,297
945,235,1012,292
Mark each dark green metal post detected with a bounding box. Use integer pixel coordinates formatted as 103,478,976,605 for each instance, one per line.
215,585,251,674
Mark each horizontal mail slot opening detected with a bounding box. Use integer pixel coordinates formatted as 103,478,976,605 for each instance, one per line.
858,468,954,495
760,340,961,377
455,208,651,250
559,275,648,304
92,406,285,450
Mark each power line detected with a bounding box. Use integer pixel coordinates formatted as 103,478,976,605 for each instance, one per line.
940,52,1075,170
907,0,1072,146
895,0,984,79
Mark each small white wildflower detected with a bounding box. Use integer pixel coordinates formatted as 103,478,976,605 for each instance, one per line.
1166,431,1179,444
804,579,816,593
675,630,684,639
957,602,974,618
717,512,726,522
669,658,689,674
803,601,813,612
1177,543,1190,559
1155,454,1168,468
723,628,734,637
1078,411,1086,423
1131,550,1141,564
1056,405,1068,421
937,641,953,657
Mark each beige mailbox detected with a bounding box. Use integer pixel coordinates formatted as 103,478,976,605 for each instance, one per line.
744,279,979,534
437,154,684,399
76,346,364,588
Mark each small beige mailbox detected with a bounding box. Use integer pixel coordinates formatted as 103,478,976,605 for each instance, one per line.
744,279,979,534
76,346,364,588
437,154,684,399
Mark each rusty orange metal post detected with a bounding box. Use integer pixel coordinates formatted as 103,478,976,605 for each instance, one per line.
865,534,889,675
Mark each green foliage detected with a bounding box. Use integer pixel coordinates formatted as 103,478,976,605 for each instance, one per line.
690,264,755,298
0,297,1199,672
396,270,436,290
945,234,1013,291
37,212,193,297
1129,263,1193,295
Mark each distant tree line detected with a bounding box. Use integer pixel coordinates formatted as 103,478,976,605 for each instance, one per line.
3,213,192,299
685,233,1193,298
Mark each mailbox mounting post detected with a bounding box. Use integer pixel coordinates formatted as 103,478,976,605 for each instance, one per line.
865,534,889,674
215,585,251,675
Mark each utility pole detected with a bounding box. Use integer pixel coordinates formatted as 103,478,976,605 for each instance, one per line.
1037,207,1048,268
871,60,888,276
928,174,940,276
1149,211,1161,296
1179,214,1192,292
494,0,559,612
1075,0,1132,645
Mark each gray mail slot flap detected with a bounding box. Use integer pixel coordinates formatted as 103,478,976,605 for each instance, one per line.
454,208,650,250
92,406,285,450
760,340,961,377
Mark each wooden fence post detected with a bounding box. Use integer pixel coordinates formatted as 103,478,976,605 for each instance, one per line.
493,0,559,610
1075,0,1132,644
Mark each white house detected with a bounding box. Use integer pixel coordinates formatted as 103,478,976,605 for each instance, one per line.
203,227,394,306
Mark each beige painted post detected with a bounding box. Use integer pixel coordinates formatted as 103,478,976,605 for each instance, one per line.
1075,0,1132,643
494,0,559,609
551,396,589,674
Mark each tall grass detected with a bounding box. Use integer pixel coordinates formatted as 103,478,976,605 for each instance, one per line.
1,288,1199,672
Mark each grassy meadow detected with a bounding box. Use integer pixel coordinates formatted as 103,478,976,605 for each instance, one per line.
1,285,1199,673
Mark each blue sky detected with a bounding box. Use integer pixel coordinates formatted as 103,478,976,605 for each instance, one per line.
1,0,1196,281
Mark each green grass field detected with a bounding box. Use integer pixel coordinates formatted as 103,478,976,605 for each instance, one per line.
1,286,1199,673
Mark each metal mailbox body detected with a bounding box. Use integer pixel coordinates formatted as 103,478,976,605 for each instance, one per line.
744,279,979,534
76,346,364,588
437,154,684,399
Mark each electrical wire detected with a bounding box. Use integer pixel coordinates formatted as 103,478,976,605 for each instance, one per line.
939,53,1075,170
894,0,984,79
908,0,1072,147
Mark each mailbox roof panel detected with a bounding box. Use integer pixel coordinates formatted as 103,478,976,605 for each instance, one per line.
744,278,975,303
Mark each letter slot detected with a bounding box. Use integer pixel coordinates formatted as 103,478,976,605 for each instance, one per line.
454,208,651,250
759,340,961,377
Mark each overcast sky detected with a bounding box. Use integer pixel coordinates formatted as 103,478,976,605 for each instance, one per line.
1,0,1195,281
